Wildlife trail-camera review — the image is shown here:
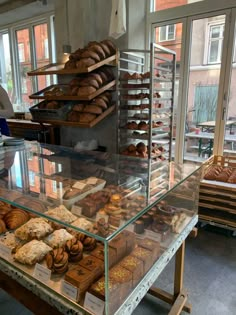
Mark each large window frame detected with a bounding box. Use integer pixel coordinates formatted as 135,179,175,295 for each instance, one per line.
0,13,55,113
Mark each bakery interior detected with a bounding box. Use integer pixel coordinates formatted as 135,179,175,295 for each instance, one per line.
0,1,235,315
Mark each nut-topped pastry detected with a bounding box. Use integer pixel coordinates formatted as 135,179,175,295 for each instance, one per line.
15,217,53,241
120,255,144,286
130,246,153,273
65,237,83,262
138,237,160,263
109,265,133,299
46,247,69,274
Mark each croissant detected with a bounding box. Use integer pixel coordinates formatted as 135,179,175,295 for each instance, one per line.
3,209,30,229
0,219,7,234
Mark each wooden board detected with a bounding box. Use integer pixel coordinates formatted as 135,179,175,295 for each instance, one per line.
199,195,236,207
32,105,115,128
200,179,236,192
199,202,236,214
200,187,236,200
27,54,117,75
29,80,116,101
199,214,236,228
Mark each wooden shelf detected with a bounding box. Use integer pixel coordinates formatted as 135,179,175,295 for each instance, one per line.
27,54,117,76
29,80,116,101
199,214,236,228
32,105,115,128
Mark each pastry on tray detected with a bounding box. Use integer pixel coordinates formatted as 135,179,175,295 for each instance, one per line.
14,240,52,265
3,208,30,230
0,231,26,253
45,247,69,274
65,237,83,262
15,217,53,241
44,229,73,248
44,205,77,224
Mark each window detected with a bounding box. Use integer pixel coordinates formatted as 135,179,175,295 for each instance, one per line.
29,170,35,186
18,43,25,62
52,180,57,193
208,23,224,64
159,25,175,42
0,15,55,113
193,85,218,123
153,0,205,12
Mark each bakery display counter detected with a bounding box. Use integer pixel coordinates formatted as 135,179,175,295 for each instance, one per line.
0,142,202,315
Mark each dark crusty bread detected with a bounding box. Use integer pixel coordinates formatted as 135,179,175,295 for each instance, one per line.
67,111,80,122
83,105,103,115
101,39,116,54
79,113,96,123
76,58,96,68
77,86,97,96
81,50,101,62
73,104,85,112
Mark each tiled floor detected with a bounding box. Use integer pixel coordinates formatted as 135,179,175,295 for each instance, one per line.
0,227,235,315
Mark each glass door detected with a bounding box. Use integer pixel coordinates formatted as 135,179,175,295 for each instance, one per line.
183,14,227,162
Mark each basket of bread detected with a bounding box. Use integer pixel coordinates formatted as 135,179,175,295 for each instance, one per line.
30,100,72,121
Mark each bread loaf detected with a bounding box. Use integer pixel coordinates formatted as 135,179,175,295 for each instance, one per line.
76,58,96,69
73,104,84,112
77,86,97,96
99,42,111,56
81,50,100,62
83,105,103,115
101,39,117,54
79,113,96,123
89,44,106,59
67,111,80,122
80,78,100,89
91,98,108,110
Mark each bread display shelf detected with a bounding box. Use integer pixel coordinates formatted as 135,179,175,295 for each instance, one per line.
32,104,115,128
199,213,236,228
200,187,236,199
29,80,116,101
27,55,117,76
120,132,169,141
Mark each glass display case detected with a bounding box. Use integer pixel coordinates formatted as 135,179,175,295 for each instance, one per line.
0,140,201,315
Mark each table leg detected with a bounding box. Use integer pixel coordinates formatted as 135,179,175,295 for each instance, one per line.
198,138,202,157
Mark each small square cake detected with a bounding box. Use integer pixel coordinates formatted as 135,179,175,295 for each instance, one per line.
89,276,120,314
138,238,160,263
65,265,95,297
130,246,153,273
79,255,104,281
90,244,117,268
120,255,144,286
109,265,133,299
120,230,136,253
109,234,126,261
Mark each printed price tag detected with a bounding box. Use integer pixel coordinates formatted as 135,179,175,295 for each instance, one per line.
73,182,86,190
61,280,78,302
86,177,98,185
33,263,51,284
84,292,105,315
71,205,82,216
0,243,11,260
96,212,109,223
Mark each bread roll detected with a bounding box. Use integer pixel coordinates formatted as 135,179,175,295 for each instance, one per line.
89,73,103,86
91,98,108,110
76,58,96,69
81,50,100,62
83,105,102,115
99,42,111,56
77,86,97,96
79,113,96,123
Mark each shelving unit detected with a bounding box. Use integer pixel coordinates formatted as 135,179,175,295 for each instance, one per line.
27,54,117,128
117,43,176,199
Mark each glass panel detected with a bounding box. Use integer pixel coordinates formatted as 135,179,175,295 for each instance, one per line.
223,23,236,156
154,0,204,12
16,28,34,112
33,23,51,91
0,33,16,107
154,22,183,154
184,15,225,162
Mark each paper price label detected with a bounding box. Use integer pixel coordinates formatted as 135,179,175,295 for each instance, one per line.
84,292,104,315
0,243,11,260
61,280,78,302
73,182,86,190
86,177,98,185
71,205,82,216
33,263,51,284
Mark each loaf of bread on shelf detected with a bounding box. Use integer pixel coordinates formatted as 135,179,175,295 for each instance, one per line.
91,97,108,110
89,73,103,86
79,113,97,123
89,44,106,59
14,240,52,265
80,50,101,62
76,58,96,69
77,86,97,96
67,110,80,122
73,103,85,112
101,39,117,54
83,105,103,115
215,167,233,182
203,165,224,180
79,77,100,89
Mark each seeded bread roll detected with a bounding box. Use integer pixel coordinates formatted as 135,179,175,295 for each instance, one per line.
76,58,96,69
77,86,97,96
83,105,103,115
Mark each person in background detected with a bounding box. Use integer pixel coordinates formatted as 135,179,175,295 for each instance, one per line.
0,84,14,118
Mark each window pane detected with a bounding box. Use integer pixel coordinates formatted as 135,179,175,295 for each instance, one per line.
159,26,167,41
211,26,220,38
34,23,51,91
0,33,16,106
154,0,205,12
168,25,175,40
209,40,219,63
16,28,34,112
